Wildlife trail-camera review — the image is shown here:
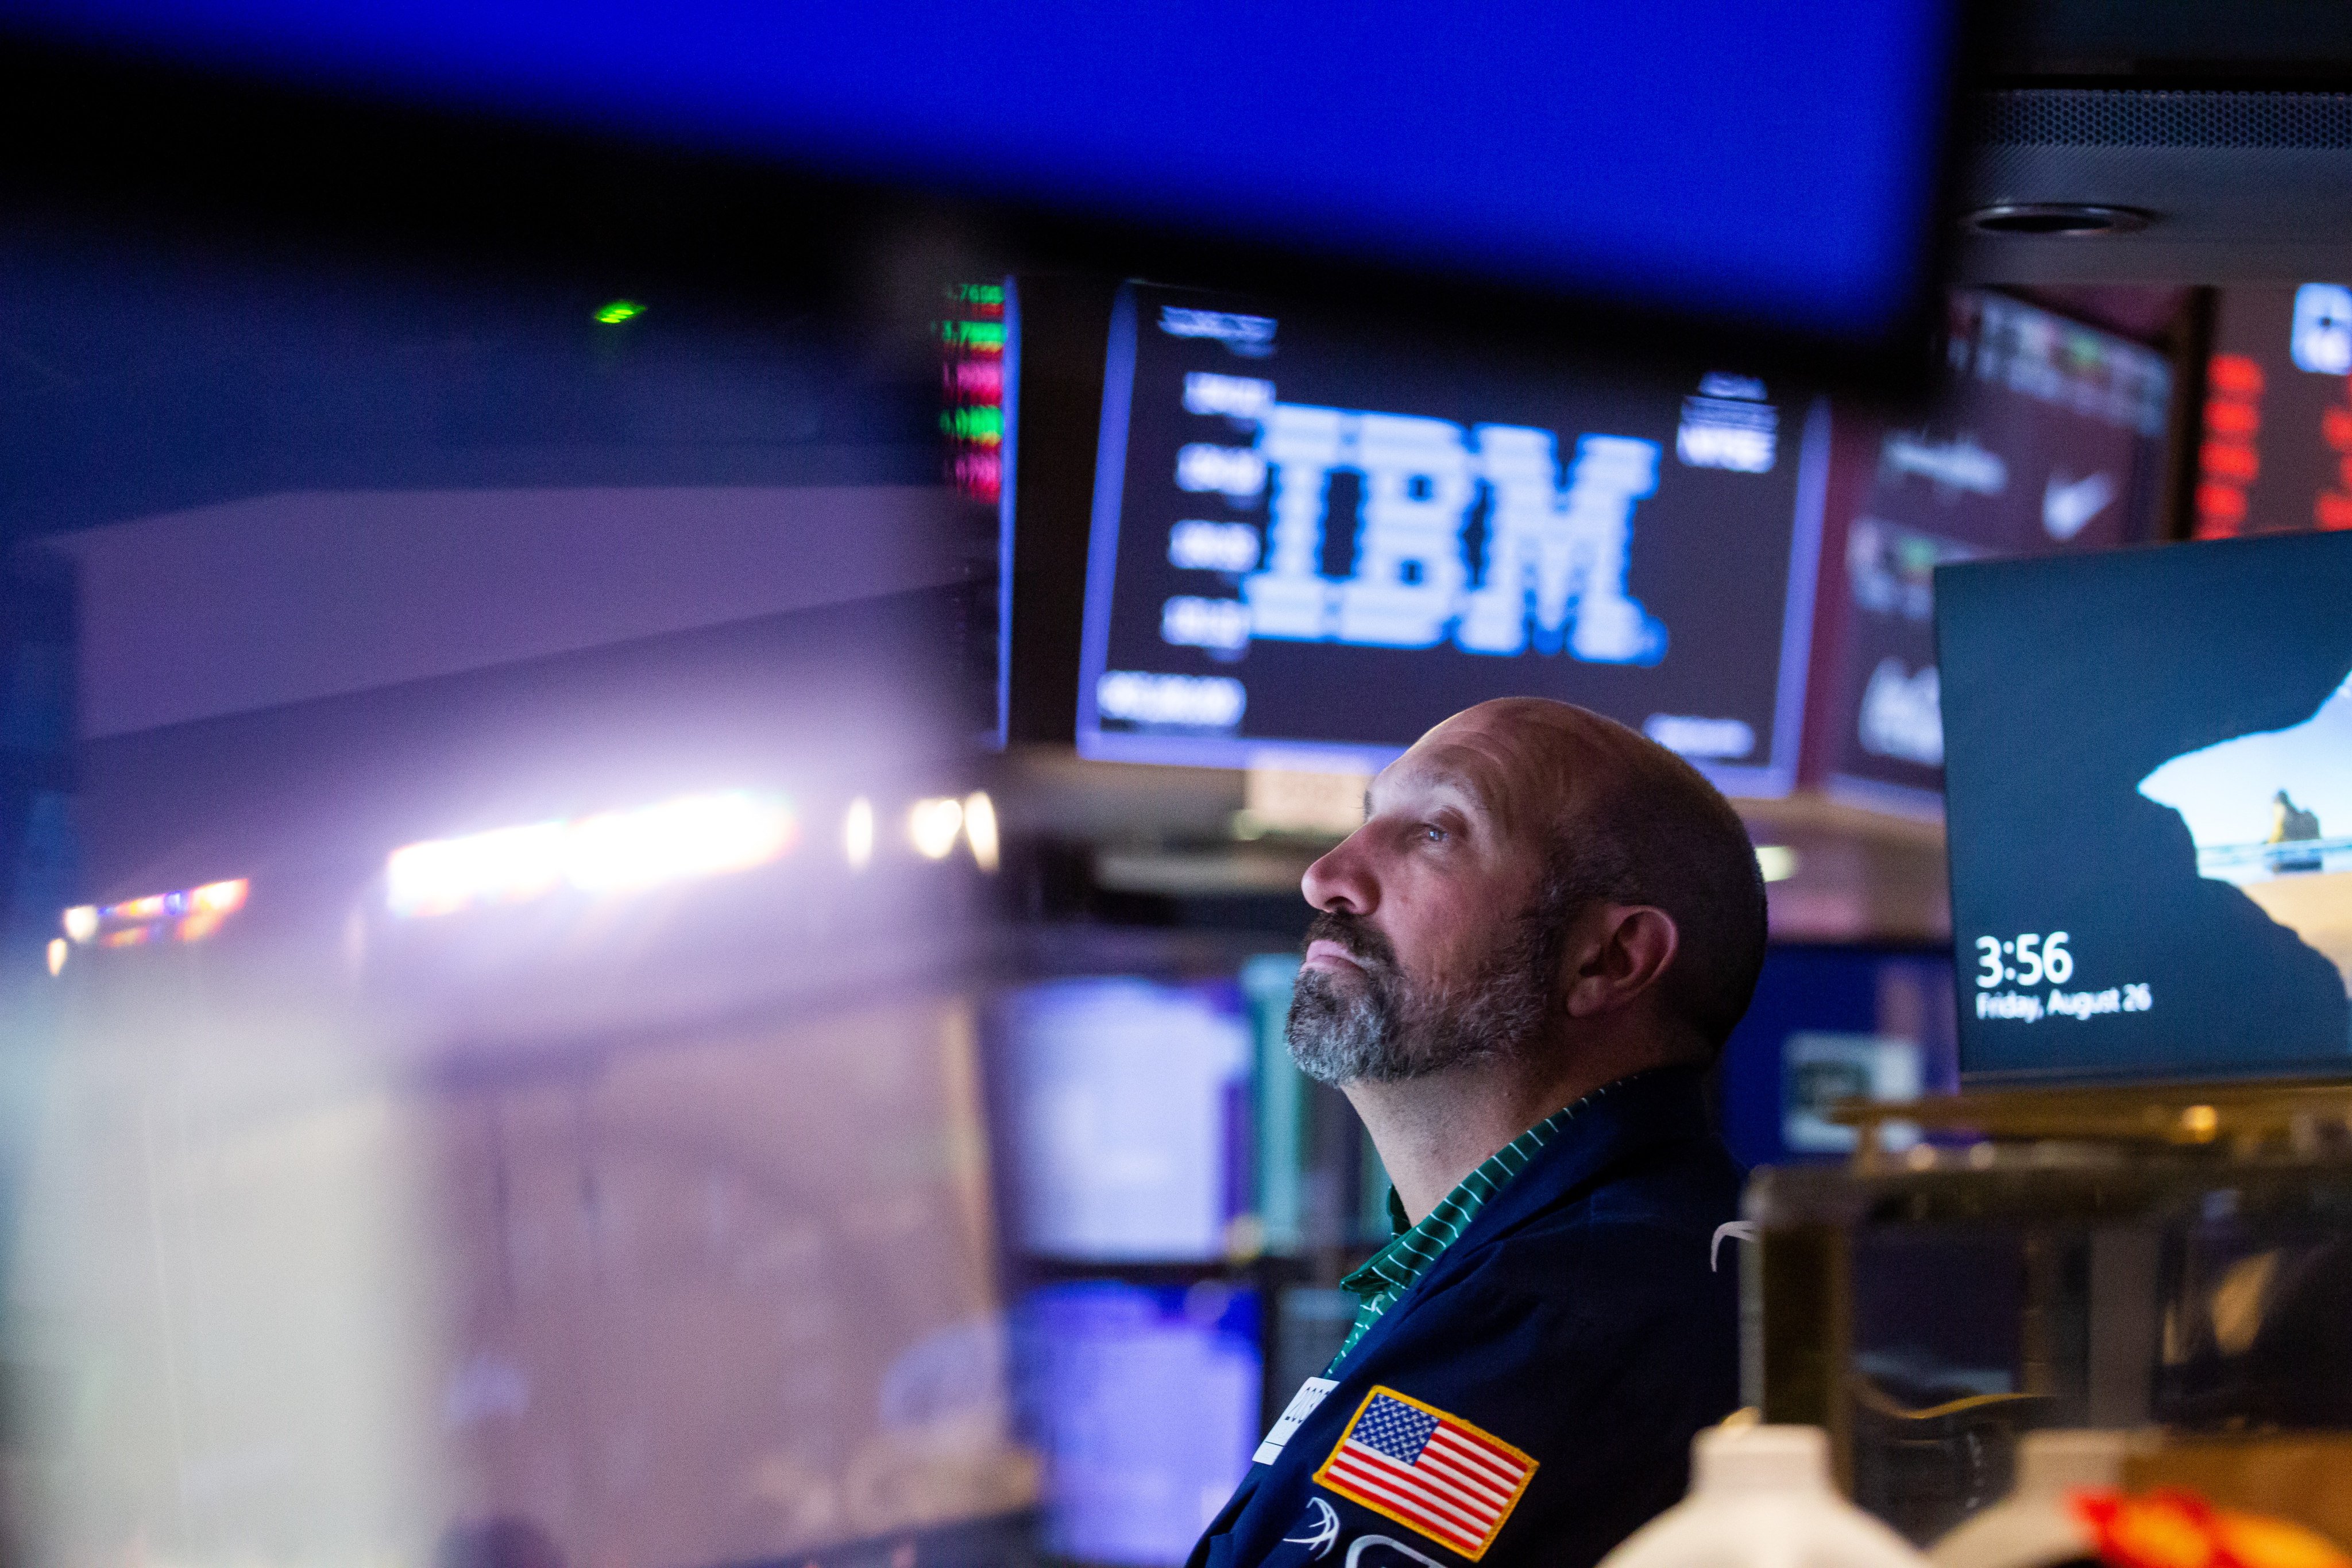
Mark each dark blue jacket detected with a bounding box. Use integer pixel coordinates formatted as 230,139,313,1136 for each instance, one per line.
1189,1067,1743,1568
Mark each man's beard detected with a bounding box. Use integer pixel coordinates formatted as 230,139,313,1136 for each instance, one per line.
1284,901,1563,1086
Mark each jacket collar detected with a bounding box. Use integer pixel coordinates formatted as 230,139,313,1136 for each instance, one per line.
1333,1064,1719,1368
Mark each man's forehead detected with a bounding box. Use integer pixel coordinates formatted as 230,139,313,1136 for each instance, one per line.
1377,742,1499,801
1371,724,1565,827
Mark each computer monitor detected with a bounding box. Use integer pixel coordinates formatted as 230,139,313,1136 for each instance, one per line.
1069,282,1829,794
2194,283,2352,540
1817,291,2175,812
1015,1281,1260,1565
995,978,1252,1261
5,0,1963,370
1939,531,2352,1081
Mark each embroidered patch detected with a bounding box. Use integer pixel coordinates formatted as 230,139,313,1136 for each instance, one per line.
1312,1386,1537,1561
1256,1374,1339,1465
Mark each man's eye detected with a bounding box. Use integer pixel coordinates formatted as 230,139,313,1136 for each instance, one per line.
1420,824,1447,843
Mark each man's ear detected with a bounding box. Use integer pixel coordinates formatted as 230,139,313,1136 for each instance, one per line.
1560,903,1681,1019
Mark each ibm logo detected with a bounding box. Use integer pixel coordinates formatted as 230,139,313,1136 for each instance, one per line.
1162,374,1669,665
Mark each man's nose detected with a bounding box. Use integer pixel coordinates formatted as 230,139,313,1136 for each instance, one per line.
1301,831,1377,914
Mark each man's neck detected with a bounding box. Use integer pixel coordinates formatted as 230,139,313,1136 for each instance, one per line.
1342,1042,1678,1225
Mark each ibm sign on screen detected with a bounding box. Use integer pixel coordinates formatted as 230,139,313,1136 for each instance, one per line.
1162,373,1675,666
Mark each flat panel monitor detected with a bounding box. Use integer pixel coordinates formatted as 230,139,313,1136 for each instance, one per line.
1072,283,1829,793
7,0,1960,365
996,978,1251,1261
1015,1281,1260,1566
1714,947,1959,1168
2194,284,2352,540
1819,292,2174,811
1940,532,2352,1081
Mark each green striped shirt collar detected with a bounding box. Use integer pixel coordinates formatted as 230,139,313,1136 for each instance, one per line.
1327,1077,1628,1372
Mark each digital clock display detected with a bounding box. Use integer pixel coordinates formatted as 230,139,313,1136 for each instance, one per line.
1940,533,2352,1080
1968,931,2152,1024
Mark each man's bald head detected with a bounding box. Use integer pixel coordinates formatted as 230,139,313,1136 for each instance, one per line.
1415,697,1768,1056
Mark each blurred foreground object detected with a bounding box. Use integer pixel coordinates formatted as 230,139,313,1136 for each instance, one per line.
0,0,1964,380
1931,1431,2126,1568
2076,1490,2350,1568
1752,1080,2352,1546
1598,1424,1928,1568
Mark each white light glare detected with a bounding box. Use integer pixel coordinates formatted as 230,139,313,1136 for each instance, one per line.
569,793,797,894
45,939,66,977
61,906,98,944
1755,845,1800,883
845,797,875,871
388,822,566,918
963,791,999,873
909,797,964,860
387,791,798,917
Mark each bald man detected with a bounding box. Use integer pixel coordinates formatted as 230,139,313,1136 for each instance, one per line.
1191,698,1764,1568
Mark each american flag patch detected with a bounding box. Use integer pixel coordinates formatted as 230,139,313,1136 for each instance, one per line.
1312,1387,1536,1560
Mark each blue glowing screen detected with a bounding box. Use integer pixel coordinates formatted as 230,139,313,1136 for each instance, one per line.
7,0,1953,344
1940,531,2352,1080
1074,284,1828,793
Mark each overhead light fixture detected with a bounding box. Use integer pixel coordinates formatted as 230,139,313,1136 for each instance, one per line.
567,793,797,894
61,878,250,948
1961,203,2151,237
844,797,876,871
386,791,797,918
963,791,999,873
387,822,567,917
909,797,964,860
1755,845,1800,883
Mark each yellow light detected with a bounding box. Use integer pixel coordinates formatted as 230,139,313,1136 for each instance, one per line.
61,905,98,944
963,791,999,873
845,797,875,870
192,878,250,914
2181,1104,2219,1141
1755,845,1799,883
45,939,66,977
594,299,644,325
909,797,963,860
382,793,797,917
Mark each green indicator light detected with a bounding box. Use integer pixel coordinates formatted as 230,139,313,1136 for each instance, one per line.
949,283,1005,306
940,320,1005,350
595,299,644,325
941,406,1004,442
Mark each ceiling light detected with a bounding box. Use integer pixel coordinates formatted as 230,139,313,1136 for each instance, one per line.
1961,203,2151,237
845,797,876,871
963,791,999,873
909,797,964,860
386,791,797,917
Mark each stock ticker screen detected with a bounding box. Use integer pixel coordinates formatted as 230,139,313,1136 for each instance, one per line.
1940,531,2352,1081
1072,284,1827,793
2194,283,2352,540
1821,292,2173,810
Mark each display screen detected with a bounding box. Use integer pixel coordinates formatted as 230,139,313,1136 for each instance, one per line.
9,0,1955,353
1015,1281,1260,1565
1073,284,1829,793
2194,284,2352,540
1940,532,2352,1080
1715,947,1957,1167
995,978,1250,1261
1819,292,2173,809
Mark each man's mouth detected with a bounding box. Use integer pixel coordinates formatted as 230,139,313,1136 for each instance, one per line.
1302,939,1371,975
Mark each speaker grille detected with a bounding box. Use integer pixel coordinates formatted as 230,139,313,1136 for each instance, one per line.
1975,88,2352,149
